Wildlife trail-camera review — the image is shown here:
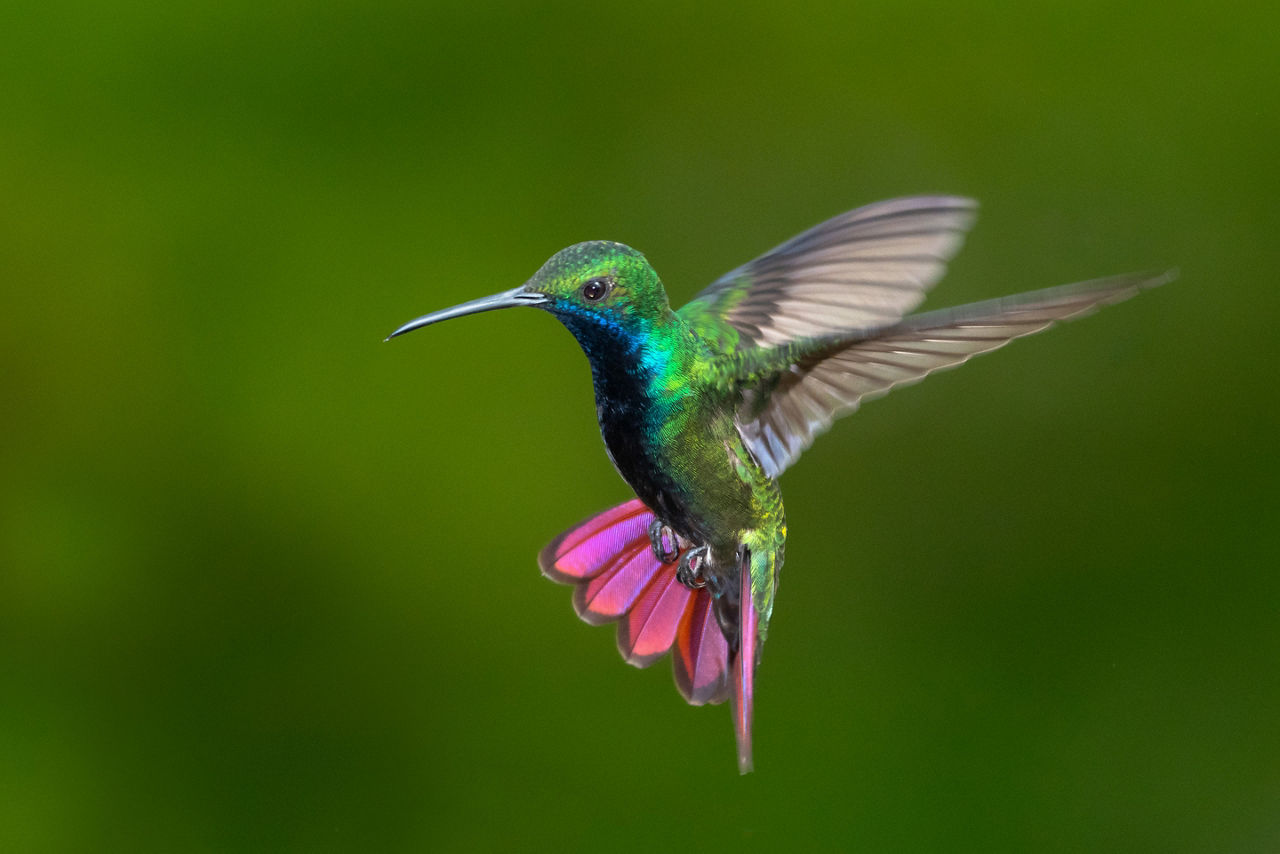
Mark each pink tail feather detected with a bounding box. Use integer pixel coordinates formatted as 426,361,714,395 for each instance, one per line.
538,500,730,706
673,591,730,705
732,564,758,774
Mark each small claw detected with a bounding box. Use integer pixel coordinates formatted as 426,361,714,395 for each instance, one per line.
648,519,680,564
676,545,711,590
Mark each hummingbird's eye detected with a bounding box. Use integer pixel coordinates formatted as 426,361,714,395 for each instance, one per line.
581,278,609,302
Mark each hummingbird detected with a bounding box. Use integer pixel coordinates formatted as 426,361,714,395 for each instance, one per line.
388,196,1170,774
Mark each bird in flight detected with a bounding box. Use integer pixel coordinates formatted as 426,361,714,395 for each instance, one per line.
388,196,1170,773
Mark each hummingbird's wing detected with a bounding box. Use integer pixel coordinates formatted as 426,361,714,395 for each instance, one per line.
734,271,1174,478
679,196,977,349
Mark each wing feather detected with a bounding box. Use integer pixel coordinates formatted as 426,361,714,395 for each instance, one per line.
680,196,978,348
737,271,1175,477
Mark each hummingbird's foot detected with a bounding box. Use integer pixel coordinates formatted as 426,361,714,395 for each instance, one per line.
677,545,711,590
648,519,680,564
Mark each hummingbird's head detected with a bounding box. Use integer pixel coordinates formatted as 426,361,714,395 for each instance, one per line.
522,241,670,332
386,240,672,342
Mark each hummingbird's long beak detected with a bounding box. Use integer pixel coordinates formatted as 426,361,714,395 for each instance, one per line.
385,286,548,341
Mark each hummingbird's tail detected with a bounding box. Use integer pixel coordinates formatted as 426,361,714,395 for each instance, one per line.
538,498,735,709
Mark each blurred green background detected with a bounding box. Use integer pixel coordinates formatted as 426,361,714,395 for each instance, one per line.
2,1,1277,851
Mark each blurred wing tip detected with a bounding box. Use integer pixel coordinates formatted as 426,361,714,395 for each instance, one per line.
883,193,977,208
1140,267,1179,288
1091,267,1177,287
902,194,979,216
1063,267,1178,308
935,194,978,210
845,194,980,233
1071,267,1176,289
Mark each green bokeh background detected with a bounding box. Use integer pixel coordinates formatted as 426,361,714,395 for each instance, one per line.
3,2,1276,851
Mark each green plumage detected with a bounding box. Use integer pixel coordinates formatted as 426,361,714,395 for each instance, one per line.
516,239,790,644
